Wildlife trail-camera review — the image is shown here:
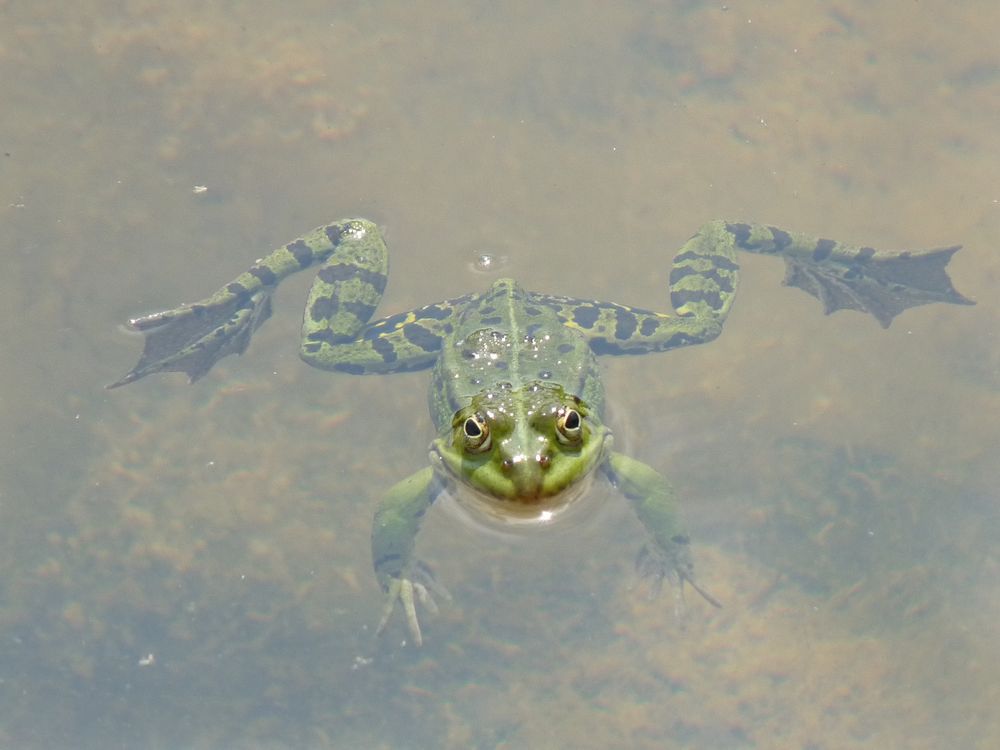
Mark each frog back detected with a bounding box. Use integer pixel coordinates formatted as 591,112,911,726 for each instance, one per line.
429,279,603,430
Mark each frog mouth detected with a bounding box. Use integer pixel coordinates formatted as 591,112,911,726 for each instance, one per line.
435,468,598,528
429,431,611,509
431,449,582,504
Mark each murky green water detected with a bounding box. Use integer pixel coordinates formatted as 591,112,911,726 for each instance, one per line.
2,1,998,747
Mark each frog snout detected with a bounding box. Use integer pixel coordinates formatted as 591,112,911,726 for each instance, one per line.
500,451,551,499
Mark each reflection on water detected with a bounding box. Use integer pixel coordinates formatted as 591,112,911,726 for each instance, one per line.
1,0,997,747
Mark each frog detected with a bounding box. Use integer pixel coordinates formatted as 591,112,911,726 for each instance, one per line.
110,218,973,645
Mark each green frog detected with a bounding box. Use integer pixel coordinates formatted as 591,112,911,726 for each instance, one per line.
110,219,972,644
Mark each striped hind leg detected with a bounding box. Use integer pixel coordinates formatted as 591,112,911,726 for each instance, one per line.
673,220,972,328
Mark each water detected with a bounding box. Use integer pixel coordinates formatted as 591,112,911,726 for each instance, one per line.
1,1,997,747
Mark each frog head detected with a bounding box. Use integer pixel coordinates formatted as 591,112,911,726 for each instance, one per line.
431,382,610,508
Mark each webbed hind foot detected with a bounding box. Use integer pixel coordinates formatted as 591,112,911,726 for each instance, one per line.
108,290,273,388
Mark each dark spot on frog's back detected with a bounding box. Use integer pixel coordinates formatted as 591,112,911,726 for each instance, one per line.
813,238,836,261
318,264,388,294
309,294,337,322
670,288,723,310
371,335,398,364
249,264,277,285
325,222,357,245
613,308,638,340
305,328,337,346
725,222,753,246
572,305,599,329
287,239,313,267
524,322,541,338
403,323,442,352
640,317,659,337
670,264,739,292
767,226,792,251
342,301,377,323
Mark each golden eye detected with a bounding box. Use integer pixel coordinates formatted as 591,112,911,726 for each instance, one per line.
555,408,583,445
462,414,491,453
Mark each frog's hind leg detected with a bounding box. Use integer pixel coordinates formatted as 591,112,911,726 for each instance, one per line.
694,220,974,327
300,294,474,375
542,220,742,357
667,219,744,324
108,287,277,388
295,220,475,375
109,219,384,387
534,222,745,357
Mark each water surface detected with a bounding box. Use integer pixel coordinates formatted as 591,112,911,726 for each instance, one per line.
1,2,998,747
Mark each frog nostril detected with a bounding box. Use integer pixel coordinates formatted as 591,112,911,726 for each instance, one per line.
538,453,551,469
501,458,514,472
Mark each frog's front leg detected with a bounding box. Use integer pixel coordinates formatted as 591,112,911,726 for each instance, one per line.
604,452,721,611
371,467,448,646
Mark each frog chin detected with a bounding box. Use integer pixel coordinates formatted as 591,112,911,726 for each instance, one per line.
435,463,599,530
429,433,610,527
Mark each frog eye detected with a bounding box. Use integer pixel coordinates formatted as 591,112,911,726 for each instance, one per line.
555,408,583,445
462,414,492,453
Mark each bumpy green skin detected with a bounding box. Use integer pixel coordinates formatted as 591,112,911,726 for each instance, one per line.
111,218,973,645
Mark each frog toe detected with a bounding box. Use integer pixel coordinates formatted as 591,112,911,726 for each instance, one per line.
375,577,422,646
635,544,721,612
375,564,450,647
411,560,452,605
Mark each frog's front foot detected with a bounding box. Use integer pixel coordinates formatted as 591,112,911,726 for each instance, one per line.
375,563,451,646
636,543,722,615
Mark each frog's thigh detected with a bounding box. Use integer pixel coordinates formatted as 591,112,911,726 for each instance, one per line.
669,220,741,322
299,231,389,356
